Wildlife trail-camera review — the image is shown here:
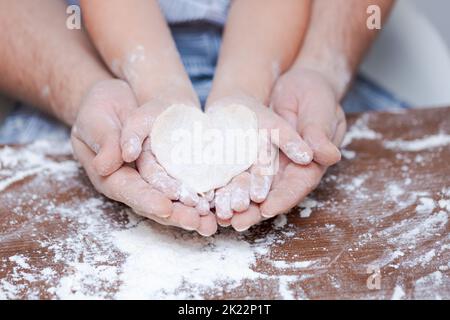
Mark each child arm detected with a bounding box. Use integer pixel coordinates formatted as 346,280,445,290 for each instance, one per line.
80,0,198,106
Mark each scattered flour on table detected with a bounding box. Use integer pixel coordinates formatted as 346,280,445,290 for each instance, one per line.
273,215,287,229
1,137,449,299
8,255,30,269
277,276,306,300
1,140,318,299
341,115,381,148
391,285,406,300
341,149,356,160
0,142,78,192
271,260,315,270
416,198,436,214
414,271,448,299
384,133,450,152
297,198,319,218
111,221,264,299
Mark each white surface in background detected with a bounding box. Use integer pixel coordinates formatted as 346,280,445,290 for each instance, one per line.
361,0,450,107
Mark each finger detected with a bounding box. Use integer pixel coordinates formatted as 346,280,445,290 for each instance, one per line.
72,136,172,218
258,108,313,165
92,133,124,177
271,153,290,188
121,101,167,163
332,108,347,147
250,134,277,203
302,124,341,166
76,80,138,176
296,96,344,166
146,210,217,236
136,138,180,200
231,204,262,232
170,202,201,231
204,190,215,202
215,188,232,220
72,118,124,177
138,138,199,207
179,184,200,207
197,213,218,236
136,212,175,227
230,172,251,213
250,171,272,204
149,203,200,231
196,197,211,216
260,162,326,218
217,217,232,227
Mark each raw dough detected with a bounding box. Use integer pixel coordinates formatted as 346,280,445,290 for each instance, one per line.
151,104,258,193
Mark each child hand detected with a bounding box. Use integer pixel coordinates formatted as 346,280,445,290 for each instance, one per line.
119,99,199,205
206,95,313,227
120,98,216,227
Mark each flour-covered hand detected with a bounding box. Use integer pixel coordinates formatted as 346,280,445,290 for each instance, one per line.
71,79,172,219
207,95,311,226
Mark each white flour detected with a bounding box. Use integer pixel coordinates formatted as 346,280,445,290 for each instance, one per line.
341,115,381,148
297,198,320,218
0,141,311,299
384,133,450,152
391,285,406,300
112,221,265,299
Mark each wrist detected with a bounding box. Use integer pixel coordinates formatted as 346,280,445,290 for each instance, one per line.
50,69,113,126
208,74,273,108
135,78,199,108
293,49,352,99
111,45,198,107
209,57,282,107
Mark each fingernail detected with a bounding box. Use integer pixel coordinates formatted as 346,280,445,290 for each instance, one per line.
217,218,231,227
231,188,249,211
260,202,278,219
196,198,211,216
260,210,275,218
233,224,250,232
148,198,172,218
123,135,140,157
284,142,312,165
216,210,233,220
179,184,199,206
250,175,271,203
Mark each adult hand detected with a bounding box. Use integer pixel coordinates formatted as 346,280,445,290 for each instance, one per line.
71,79,217,236
228,68,347,231
206,95,313,225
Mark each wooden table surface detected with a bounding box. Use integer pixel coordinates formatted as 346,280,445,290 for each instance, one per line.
0,107,449,300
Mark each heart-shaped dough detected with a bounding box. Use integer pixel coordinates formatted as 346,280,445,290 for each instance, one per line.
151,104,258,193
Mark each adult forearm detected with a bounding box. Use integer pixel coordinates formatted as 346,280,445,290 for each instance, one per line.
294,0,394,98
0,0,112,125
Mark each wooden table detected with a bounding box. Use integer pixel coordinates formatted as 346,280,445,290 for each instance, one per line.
0,107,449,300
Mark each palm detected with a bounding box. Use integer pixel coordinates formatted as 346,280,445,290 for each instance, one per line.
261,68,347,217
228,69,348,230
